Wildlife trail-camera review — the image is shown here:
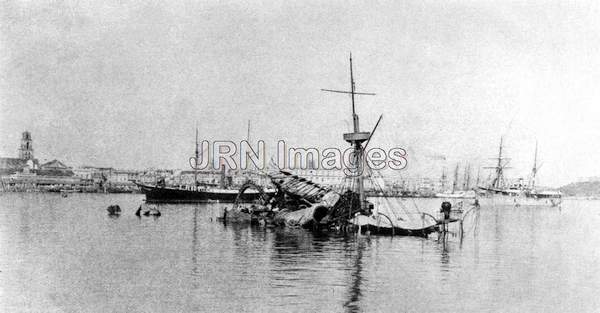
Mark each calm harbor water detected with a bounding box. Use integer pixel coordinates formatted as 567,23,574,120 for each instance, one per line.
0,193,599,312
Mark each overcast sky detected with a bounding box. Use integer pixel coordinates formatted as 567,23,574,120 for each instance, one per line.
1,0,599,186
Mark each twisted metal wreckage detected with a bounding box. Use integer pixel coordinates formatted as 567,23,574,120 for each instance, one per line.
220,55,480,238
221,170,480,238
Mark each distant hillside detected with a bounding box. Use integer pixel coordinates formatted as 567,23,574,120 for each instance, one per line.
560,181,600,197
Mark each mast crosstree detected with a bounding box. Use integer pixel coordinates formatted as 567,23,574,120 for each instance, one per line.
322,54,375,211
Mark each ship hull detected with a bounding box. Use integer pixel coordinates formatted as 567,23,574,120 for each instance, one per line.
435,192,476,199
477,186,562,207
478,194,561,207
135,183,273,203
345,214,442,237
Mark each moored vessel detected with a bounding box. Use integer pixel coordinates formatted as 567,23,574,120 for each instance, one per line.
136,128,274,203
478,138,561,207
135,181,273,203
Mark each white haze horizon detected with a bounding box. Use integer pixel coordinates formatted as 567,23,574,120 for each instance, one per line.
2,1,600,187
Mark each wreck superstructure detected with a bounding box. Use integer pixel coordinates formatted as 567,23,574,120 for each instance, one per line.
221,55,472,237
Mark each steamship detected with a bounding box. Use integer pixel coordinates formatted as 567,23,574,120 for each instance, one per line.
135,129,274,203
135,181,270,203
478,138,562,207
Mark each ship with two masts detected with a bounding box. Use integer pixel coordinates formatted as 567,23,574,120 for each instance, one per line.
477,138,562,207
135,129,275,203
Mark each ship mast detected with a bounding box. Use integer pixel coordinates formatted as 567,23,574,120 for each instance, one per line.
322,54,375,212
247,120,251,142
493,137,504,188
194,125,199,188
463,163,471,190
530,141,538,190
452,163,459,193
486,137,510,189
440,167,447,192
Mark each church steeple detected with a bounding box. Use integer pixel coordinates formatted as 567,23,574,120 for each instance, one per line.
19,131,33,160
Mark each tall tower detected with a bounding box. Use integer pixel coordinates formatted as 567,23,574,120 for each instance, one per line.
19,131,34,160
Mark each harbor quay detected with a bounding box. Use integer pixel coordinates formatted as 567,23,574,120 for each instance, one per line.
1,131,560,197
0,131,458,196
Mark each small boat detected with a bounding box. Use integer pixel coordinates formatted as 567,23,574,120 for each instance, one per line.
143,207,161,216
136,204,161,217
107,205,121,215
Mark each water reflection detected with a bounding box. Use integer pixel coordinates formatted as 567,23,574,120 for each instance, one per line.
343,237,368,313
191,205,199,288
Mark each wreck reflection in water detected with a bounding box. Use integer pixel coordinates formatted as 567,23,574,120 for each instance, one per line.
1,193,599,312
343,238,367,313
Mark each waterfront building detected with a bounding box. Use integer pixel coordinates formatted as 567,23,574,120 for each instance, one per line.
416,177,436,197
18,131,34,160
108,170,139,184
72,167,95,180
137,168,175,185
0,131,40,175
229,169,270,187
288,168,387,192
289,168,345,187
39,159,74,176
174,169,230,187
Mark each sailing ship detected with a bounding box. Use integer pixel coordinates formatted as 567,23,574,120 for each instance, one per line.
435,163,477,199
135,128,275,203
477,138,562,207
